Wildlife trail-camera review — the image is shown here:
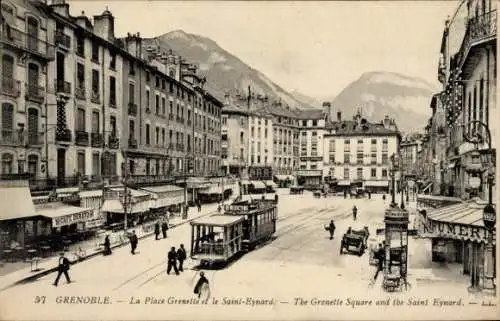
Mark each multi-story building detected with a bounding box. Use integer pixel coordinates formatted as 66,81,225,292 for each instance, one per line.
1,0,54,181
221,94,250,176
295,104,327,187
424,0,497,200
400,134,423,178
323,111,401,193
248,107,273,167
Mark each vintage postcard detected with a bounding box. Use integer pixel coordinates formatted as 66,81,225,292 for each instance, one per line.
0,0,498,320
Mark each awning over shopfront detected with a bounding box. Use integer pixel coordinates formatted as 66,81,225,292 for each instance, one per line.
250,181,266,189
338,180,350,186
56,187,80,198
36,202,94,228
199,186,224,195
101,188,153,213
141,185,184,209
0,182,37,221
274,175,288,181
295,170,322,177
79,190,103,198
240,180,251,185
419,198,496,244
364,181,389,187
263,180,277,188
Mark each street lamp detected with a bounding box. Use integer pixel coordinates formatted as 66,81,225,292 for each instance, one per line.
389,153,398,207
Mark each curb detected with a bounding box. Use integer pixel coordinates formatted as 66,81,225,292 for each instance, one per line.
4,209,217,290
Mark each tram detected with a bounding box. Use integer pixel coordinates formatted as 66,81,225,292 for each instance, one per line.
190,198,278,266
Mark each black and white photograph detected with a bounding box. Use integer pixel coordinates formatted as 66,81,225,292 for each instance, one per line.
0,0,497,320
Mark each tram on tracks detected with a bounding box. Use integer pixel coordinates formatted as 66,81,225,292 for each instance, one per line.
190,198,278,266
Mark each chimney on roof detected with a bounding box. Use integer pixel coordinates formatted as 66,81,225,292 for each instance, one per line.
337,111,342,121
322,101,332,123
125,32,142,58
50,0,70,17
93,7,115,42
383,115,391,128
224,92,231,106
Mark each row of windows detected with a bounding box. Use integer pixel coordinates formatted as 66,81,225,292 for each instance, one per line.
1,153,39,175
335,167,389,180
328,153,390,165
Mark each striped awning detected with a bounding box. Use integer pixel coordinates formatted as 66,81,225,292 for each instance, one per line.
419,199,496,244
250,181,266,189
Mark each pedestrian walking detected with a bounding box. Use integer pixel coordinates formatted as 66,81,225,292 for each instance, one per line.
167,246,179,275
129,230,138,255
161,220,168,239
177,244,187,272
154,221,160,240
373,243,385,281
53,252,71,286
326,220,336,240
368,190,371,199
103,235,112,256
352,205,357,221
193,271,210,299
197,200,202,212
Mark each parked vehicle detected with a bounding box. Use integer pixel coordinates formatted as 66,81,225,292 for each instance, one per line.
339,226,370,256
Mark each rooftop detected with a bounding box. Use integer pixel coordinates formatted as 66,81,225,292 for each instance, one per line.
324,119,399,137
294,109,325,120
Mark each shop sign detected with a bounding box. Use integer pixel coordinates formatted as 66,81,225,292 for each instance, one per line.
421,219,494,243
53,210,94,228
295,170,322,177
85,218,105,229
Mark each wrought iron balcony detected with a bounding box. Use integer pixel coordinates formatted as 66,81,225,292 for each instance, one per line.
108,135,119,149
177,143,184,151
75,130,89,146
75,85,86,100
0,130,25,146
128,174,174,185
55,79,71,95
27,133,44,147
1,27,55,60
91,132,103,147
128,138,138,148
90,91,100,104
169,114,174,120
54,30,71,49
1,76,20,98
25,84,45,103
55,128,72,142
128,102,137,116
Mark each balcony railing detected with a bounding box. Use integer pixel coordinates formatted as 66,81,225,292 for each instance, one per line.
1,27,55,60
128,103,137,116
108,135,119,149
91,91,100,104
128,138,138,148
128,174,174,185
25,84,45,103
54,30,71,49
75,130,89,146
55,79,71,95
27,134,44,146
75,85,85,100
177,143,184,151
168,114,174,120
91,132,103,147
55,128,72,142
0,130,24,146
1,76,21,98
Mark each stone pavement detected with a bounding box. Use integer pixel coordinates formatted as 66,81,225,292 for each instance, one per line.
0,200,227,291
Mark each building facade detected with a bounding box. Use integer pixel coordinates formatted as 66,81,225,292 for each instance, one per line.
400,134,422,178
1,0,53,181
323,111,401,192
221,98,250,176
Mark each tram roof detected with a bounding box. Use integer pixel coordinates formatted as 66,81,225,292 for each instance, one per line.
191,215,245,226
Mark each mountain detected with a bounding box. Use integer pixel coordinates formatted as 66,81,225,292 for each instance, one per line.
143,30,317,109
326,71,438,132
290,90,322,108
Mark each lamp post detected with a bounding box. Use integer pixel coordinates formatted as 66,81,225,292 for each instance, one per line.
389,154,398,207
461,120,496,294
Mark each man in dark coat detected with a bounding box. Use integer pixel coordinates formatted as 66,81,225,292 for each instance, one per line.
327,220,336,240
129,230,138,255
161,221,168,239
352,206,358,221
167,246,179,275
194,271,209,299
154,222,160,240
53,252,71,286
177,244,187,272
373,243,385,281
103,235,112,255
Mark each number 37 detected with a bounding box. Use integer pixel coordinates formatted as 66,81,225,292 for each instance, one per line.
34,296,46,304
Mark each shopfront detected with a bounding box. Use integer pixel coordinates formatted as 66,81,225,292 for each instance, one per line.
295,170,322,189
79,190,105,229
417,198,496,290
141,185,184,216
100,188,153,227
36,202,94,234
364,180,390,193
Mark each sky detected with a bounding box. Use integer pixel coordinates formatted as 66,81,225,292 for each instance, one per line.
69,0,461,99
